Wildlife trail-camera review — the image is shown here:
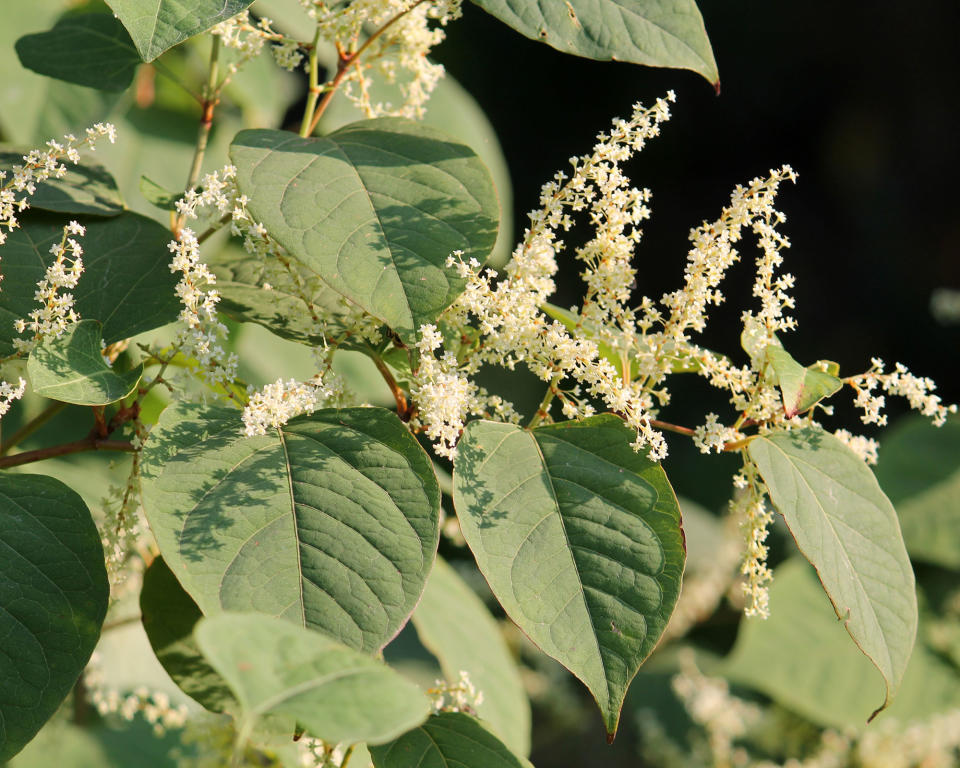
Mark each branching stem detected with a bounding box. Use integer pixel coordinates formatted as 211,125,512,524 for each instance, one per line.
0,400,66,455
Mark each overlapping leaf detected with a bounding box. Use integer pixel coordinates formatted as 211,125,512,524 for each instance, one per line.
764,347,842,417
140,404,440,653
230,120,499,344
469,0,718,85
0,474,109,761
747,426,917,719
28,320,143,405
370,713,533,768
196,613,431,745
104,0,256,61
411,557,531,755
0,150,123,215
453,415,684,737
15,14,140,92
0,213,178,356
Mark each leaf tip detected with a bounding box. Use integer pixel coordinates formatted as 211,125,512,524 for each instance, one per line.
713,79,722,96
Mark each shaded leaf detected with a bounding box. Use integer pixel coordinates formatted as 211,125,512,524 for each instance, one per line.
140,556,235,713
370,712,533,768
140,404,440,653
411,557,531,755
0,473,109,761
747,426,917,720
28,320,143,405
765,346,842,417
723,558,960,728
0,150,124,216
104,0,257,61
139,176,180,211
230,120,499,344
15,14,140,92
469,0,718,85
0,212,179,356
453,415,684,737
195,613,431,745
874,415,960,569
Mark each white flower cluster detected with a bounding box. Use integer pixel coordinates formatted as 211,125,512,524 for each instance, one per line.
428,669,485,714
694,412,743,454
170,167,240,393
0,377,26,420
848,357,957,427
242,372,344,436
832,428,880,466
305,0,462,119
85,657,188,736
732,466,775,619
210,11,302,76
412,322,517,458
13,220,86,353
0,124,115,246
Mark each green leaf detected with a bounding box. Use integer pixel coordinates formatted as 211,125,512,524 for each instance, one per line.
138,176,180,211
140,404,440,653
0,150,124,216
747,426,918,720
411,557,531,755
15,14,140,92
542,302,703,376
27,320,143,405
452,415,685,737
104,0,257,61
195,612,431,745
8,719,181,768
230,120,499,344
0,212,180,356
370,712,533,768
723,558,960,729
874,415,960,569
140,556,236,713
319,72,514,268
0,473,109,762
469,0,718,86
764,347,842,417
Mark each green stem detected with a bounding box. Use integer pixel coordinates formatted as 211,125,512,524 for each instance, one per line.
0,401,66,455
527,374,562,428
175,35,221,233
341,745,356,768
299,25,324,137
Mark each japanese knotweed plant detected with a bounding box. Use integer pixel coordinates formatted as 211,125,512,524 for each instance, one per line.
0,1,953,767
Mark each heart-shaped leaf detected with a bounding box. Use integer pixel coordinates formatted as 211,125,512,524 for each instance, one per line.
140,556,235,713
15,14,140,92
453,415,684,737
469,0,718,86
230,120,499,345
370,712,533,768
104,0,256,61
140,404,440,653
411,557,530,755
747,426,917,720
0,473,109,761
195,613,431,746
0,150,123,216
28,320,143,405
0,213,179,356
765,346,842,417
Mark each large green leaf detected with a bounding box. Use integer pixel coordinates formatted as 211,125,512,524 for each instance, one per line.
103,0,257,61
411,557,530,755
747,426,917,719
874,415,960,569
27,320,143,405
0,212,179,356
0,150,124,216
15,14,140,92
195,612,431,745
370,712,533,768
230,120,499,344
140,556,235,713
723,558,960,728
469,0,718,85
0,473,109,762
452,415,684,737
140,404,440,653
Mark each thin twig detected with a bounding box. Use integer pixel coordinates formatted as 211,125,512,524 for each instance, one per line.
0,400,66,455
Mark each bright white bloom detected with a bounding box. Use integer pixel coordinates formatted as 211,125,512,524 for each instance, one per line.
833,428,880,466
848,357,957,427
242,372,344,436
429,669,484,714
693,413,742,454
85,655,188,737
0,377,26,420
